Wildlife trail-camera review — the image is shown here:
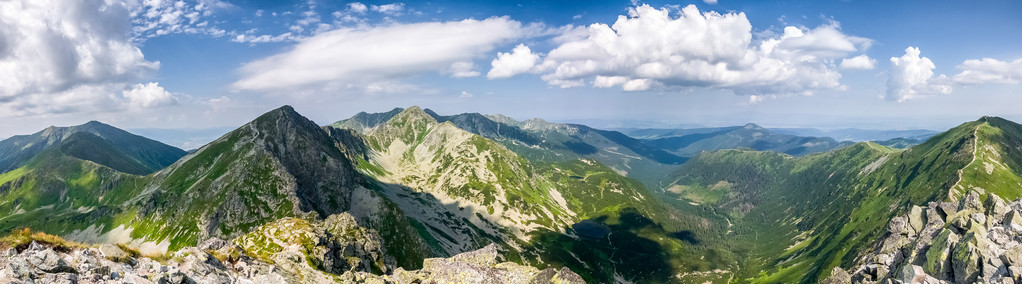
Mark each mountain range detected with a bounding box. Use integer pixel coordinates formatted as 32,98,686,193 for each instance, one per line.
1,106,1020,283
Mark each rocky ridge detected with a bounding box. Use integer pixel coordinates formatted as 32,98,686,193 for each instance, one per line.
827,191,1022,283
0,214,584,283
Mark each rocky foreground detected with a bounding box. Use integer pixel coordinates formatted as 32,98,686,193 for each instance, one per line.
826,191,1022,283
0,213,584,283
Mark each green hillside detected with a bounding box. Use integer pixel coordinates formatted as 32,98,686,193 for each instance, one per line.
660,119,992,282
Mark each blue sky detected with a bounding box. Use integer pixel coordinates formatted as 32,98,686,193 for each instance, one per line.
0,0,1020,144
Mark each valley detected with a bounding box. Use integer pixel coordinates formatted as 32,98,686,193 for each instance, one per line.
0,106,1018,283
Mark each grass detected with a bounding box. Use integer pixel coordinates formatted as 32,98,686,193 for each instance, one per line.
0,228,86,252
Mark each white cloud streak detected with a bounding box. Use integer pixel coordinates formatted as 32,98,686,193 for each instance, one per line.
840,54,876,70
233,17,528,92
953,58,1022,85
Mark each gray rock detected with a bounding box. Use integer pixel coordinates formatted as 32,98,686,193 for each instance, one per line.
938,202,958,220
889,216,913,236
961,191,985,212
952,233,982,283
987,193,1009,220
26,248,75,274
898,265,930,284
1005,210,1022,232
98,244,129,261
198,237,229,251
909,206,926,234
1001,245,1022,266
822,266,852,284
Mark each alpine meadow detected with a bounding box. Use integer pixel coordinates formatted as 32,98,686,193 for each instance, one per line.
0,0,1020,283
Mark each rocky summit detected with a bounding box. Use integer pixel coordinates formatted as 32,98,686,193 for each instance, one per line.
0,216,584,284
828,191,1022,283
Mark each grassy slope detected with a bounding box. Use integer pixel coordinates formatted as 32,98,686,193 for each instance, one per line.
662,121,981,283
353,107,734,283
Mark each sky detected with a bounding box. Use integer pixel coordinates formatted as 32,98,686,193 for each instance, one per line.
0,0,1021,145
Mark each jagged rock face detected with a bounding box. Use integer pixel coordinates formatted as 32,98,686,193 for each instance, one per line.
130,106,374,249
832,191,1022,283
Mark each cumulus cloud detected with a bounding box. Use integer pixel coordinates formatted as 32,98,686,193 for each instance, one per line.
704,0,718,4
840,54,876,70
886,47,951,102
122,82,178,109
233,17,527,92
487,44,541,79
0,0,184,117
500,4,871,97
952,58,1022,85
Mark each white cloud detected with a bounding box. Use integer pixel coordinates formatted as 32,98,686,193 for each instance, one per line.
0,0,180,117
886,47,951,102
840,54,876,70
348,2,368,13
233,17,527,92
952,58,1022,85
371,3,405,15
122,82,178,109
232,32,297,43
487,44,541,79
593,76,629,88
460,91,473,98
127,0,230,39
448,61,480,78
704,0,718,4
519,4,870,96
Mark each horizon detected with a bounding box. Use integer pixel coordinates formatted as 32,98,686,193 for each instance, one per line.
0,0,1019,138
2,103,996,150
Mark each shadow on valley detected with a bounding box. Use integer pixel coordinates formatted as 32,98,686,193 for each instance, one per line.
528,208,699,283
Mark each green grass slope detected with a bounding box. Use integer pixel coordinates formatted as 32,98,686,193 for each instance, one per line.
661,119,988,283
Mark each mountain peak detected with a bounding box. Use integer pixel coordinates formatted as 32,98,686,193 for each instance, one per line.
742,123,764,130
388,105,437,126
252,105,308,126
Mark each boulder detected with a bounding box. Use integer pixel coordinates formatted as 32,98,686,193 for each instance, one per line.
923,229,958,279
949,211,973,231
952,232,983,283
1005,210,1022,232
960,191,984,212
821,267,852,284
909,206,926,233
198,237,230,251
986,193,1009,220
25,248,76,274
899,265,933,284
938,202,959,220
98,244,129,261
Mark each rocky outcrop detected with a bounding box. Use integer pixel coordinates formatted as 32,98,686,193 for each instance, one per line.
233,214,395,282
0,237,584,284
0,240,290,283
831,191,1022,283
359,243,585,284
